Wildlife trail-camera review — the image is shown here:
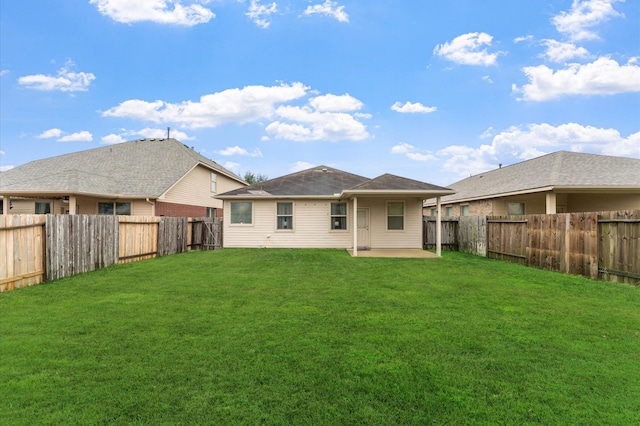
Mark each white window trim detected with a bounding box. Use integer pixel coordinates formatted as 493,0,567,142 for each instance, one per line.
330,202,348,231
386,200,405,231
211,173,217,193
275,201,294,232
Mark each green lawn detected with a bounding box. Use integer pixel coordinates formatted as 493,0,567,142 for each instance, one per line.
1,249,639,425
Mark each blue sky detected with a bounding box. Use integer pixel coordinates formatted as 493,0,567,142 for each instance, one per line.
1,0,638,185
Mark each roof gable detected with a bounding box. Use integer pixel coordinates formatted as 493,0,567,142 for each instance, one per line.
351,173,452,192
436,151,640,203
0,138,245,197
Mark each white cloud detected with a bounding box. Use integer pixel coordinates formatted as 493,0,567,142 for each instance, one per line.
37,128,63,139
0,165,14,172
437,123,640,177
101,134,126,144
58,131,93,142
514,57,640,101
18,63,95,92
103,82,309,128
481,75,494,84
222,161,241,173
104,83,369,142
302,1,349,23
391,101,437,114
390,143,436,161
552,0,624,41
290,161,316,172
0,70,9,77
218,146,263,157
246,0,277,29
514,35,534,44
309,94,362,112
542,39,590,62
267,104,369,141
433,32,505,66
90,0,215,26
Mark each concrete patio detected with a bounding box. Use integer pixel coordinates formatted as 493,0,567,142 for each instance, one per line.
347,249,440,258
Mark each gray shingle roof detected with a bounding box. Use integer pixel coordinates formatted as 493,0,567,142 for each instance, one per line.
433,151,640,204
0,138,244,197
217,166,454,198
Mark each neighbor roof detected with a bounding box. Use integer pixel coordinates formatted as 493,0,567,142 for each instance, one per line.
0,138,245,198
216,166,454,199
426,151,640,205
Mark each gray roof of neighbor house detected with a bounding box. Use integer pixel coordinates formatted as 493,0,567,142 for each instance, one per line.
426,151,640,205
0,138,245,198
216,166,454,199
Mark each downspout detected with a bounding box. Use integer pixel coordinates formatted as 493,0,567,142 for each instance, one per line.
145,198,155,216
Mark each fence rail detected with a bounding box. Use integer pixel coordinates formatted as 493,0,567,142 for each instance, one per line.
1,215,222,291
424,209,640,286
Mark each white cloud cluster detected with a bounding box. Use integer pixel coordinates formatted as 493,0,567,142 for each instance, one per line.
433,32,504,66
103,82,309,127
37,128,93,142
290,161,316,172
542,39,590,62
552,0,624,41
391,101,437,114
514,57,640,101
103,83,369,142
302,0,349,23
266,93,369,142
393,122,639,178
218,146,263,157
19,63,95,92
89,0,215,26
246,0,277,29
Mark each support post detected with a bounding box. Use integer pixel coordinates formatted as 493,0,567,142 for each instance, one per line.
436,196,442,257
545,193,557,214
352,196,358,256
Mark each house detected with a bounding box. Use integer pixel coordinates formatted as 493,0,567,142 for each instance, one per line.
0,138,247,217
215,166,454,256
424,151,640,217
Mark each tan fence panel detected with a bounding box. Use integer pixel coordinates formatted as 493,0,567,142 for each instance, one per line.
599,210,640,285
118,216,160,263
487,216,528,265
0,215,46,291
46,215,119,282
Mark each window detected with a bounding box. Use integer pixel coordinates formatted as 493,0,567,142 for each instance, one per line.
98,202,131,215
430,208,437,217
387,201,404,230
277,202,293,230
461,205,470,216
35,202,51,214
331,202,347,230
211,173,217,193
508,202,525,215
446,206,453,217
206,207,217,218
230,202,252,224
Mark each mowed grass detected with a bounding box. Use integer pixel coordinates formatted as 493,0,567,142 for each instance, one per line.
1,250,639,425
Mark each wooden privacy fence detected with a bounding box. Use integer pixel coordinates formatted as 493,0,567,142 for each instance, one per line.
424,209,640,285
1,215,223,291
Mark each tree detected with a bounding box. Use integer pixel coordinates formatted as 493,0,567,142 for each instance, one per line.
243,171,268,185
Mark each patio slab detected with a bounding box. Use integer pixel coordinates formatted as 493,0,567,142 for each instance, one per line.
346,249,440,258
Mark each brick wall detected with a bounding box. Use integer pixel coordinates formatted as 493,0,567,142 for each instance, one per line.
155,201,207,217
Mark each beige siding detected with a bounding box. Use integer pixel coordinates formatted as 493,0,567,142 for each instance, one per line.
223,197,424,249
163,165,244,210
567,193,640,212
223,199,354,248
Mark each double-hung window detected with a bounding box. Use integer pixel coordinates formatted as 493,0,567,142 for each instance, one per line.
211,173,217,193
387,201,404,230
98,202,131,215
331,202,347,230
277,202,293,230
35,202,51,214
230,201,252,224
508,202,525,216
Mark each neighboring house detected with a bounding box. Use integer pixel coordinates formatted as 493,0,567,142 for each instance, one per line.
216,166,454,255
0,138,247,217
424,151,640,217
